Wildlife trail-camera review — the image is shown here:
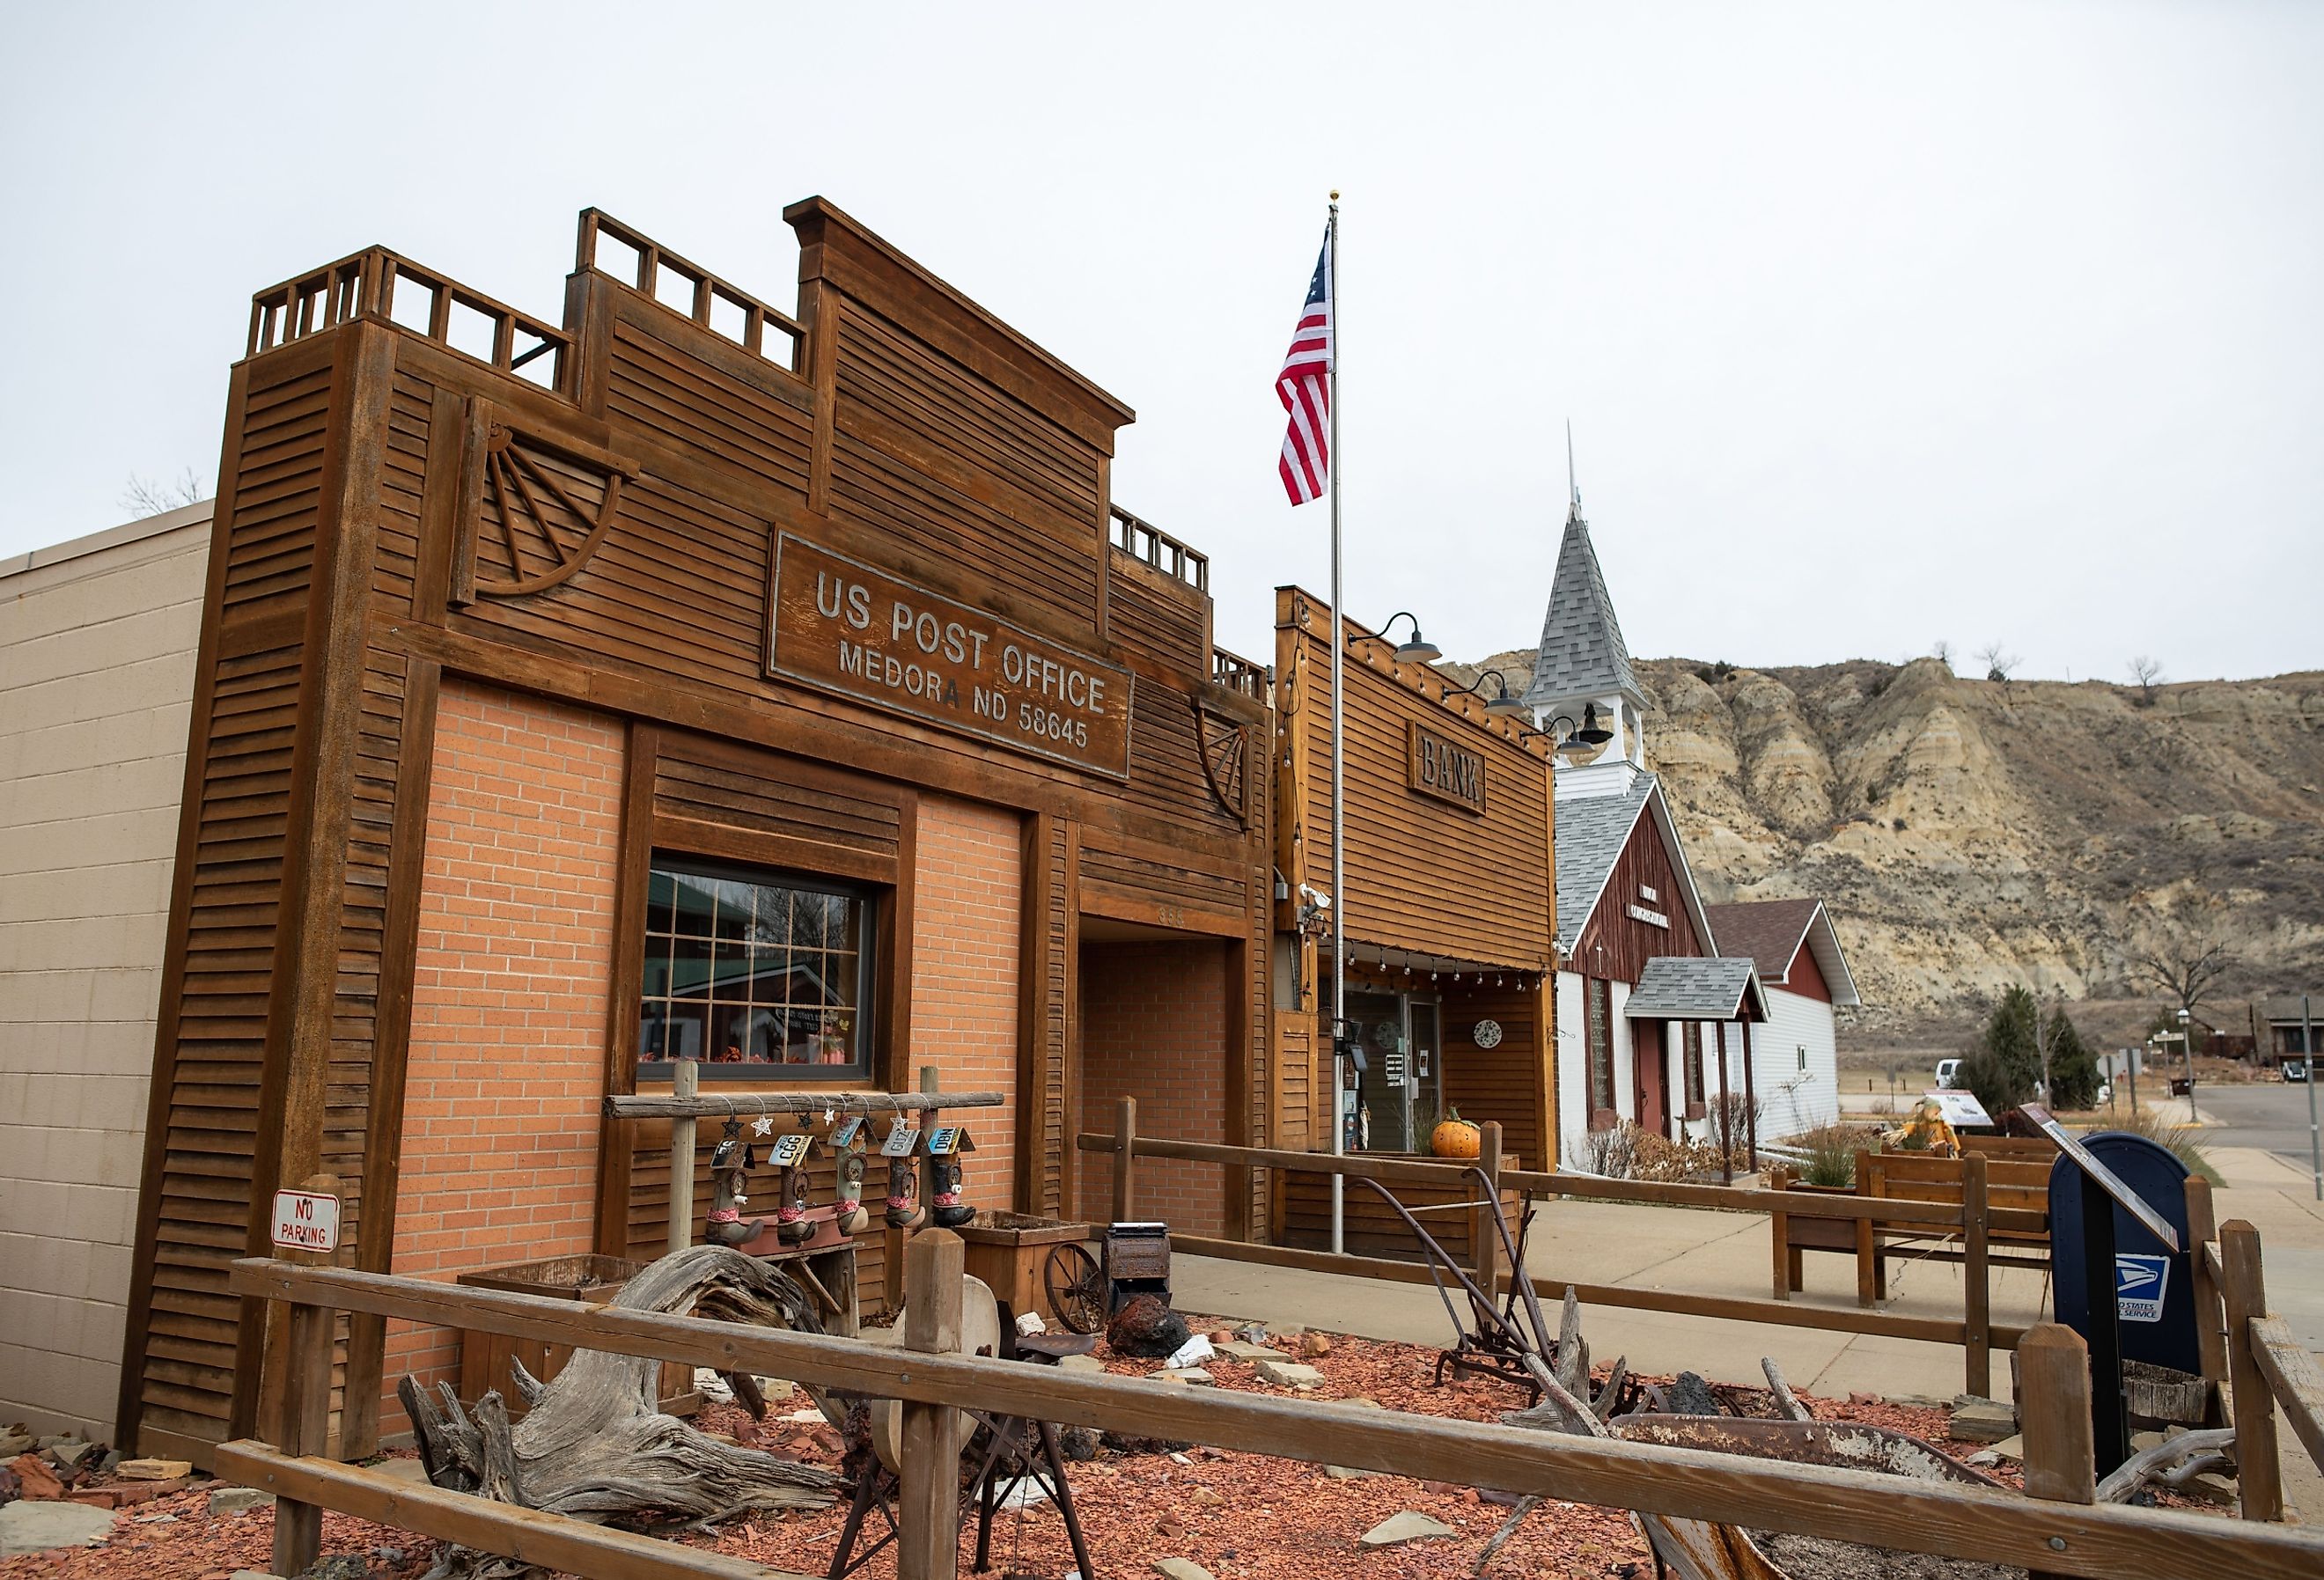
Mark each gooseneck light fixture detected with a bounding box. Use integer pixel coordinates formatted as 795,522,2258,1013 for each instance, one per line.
1369,610,1442,665
1444,669,1533,720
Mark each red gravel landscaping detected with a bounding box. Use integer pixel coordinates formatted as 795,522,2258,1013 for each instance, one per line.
3,1318,2188,1580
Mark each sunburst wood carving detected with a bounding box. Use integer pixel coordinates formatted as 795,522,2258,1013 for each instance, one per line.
1193,699,1250,827
452,397,640,600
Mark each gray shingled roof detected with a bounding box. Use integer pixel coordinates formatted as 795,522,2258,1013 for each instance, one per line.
1553,776,1655,952
1623,956,1767,1021
1523,507,1644,709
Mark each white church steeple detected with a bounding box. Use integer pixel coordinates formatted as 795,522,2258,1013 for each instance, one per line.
1522,467,1650,799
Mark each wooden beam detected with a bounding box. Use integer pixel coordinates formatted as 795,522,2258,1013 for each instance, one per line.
2249,1316,2324,1481
2021,1322,2095,1580
2222,1220,2284,1521
612,1090,1006,1121
1963,1151,1991,1400
222,1259,2324,1580
216,1444,815,1580
899,1230,964,1580
1110,1099,1137,1224
1166,1232,2025,1349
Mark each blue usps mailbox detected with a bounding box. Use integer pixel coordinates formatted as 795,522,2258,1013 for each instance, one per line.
2039,1114,2195,1477
2049,1131,2201,1376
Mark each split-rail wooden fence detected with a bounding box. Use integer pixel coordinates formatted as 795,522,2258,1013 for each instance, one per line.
224,1235,2324,1580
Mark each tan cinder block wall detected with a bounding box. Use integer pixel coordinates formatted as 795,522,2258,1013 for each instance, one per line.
381,679,622,1415
908,794,1021,1209
0,503,212,1439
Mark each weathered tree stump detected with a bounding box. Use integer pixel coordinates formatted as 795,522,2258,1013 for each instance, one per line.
400,1246,842,1580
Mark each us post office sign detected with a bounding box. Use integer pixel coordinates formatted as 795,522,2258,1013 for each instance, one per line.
769,534,1133,779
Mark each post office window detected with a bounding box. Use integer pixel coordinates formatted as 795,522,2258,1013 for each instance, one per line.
636,854,874,1079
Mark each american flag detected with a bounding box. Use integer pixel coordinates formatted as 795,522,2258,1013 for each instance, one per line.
1276,228,1333,504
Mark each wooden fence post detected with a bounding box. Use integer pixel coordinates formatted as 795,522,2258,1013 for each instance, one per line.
2019,1322,2093,1580
900,1228,966,1580
1963,1150,1991,1400
666,1057,699,1255
1852,1150,1878,1309
2221,1219,2284,1522
1474,1121,1504,1297
1112,1097,1138,1224
1768,1165,1791,1302
2185,1175,2227,1421
272,1172,341,1579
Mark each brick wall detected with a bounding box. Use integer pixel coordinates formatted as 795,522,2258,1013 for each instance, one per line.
381,680,624,1409
0,504,209,1439
907,794,1021,1211
1077,941,1229,1235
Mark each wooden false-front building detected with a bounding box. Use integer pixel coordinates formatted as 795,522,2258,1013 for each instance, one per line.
117,202,1275,1465
1269,592,1559,1256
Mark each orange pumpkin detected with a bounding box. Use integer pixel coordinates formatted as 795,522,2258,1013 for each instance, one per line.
1430,1109,1482,1159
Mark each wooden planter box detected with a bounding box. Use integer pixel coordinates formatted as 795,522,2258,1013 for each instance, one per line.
456,1254,696,1419
951,1212,1093,1327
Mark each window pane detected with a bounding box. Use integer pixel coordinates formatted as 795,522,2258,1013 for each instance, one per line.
639,856,876,1078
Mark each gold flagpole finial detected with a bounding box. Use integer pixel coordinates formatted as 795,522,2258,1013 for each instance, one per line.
1329,189,1340,202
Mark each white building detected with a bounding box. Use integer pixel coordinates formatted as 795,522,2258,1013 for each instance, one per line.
1703,899,1860,1141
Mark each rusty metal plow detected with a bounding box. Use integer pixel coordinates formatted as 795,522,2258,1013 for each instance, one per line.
1354,1172,1558,1403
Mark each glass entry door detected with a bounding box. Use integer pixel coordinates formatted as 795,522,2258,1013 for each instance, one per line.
1348,991,1443,1152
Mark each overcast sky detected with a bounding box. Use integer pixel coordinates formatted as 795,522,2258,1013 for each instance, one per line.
5,4,2318,682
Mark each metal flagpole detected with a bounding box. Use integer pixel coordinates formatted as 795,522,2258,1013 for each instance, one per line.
2305,994,2319,1202
1327,191,1347,1257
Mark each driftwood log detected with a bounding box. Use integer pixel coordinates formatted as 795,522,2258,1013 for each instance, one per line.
400,1246,842,1580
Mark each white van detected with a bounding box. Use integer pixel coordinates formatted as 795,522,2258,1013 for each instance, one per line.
1935,1058,1962,1090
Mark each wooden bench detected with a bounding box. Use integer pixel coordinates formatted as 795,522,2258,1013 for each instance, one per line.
1771,1147,2054,1307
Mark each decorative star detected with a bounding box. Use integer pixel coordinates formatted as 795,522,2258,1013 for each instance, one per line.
752,1114,775,1137
823,1106,837,1126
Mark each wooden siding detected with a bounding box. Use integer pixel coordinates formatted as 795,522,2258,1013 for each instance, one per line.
1438,978,1553,1170
1570,806,1703,986
1274,590,1555,972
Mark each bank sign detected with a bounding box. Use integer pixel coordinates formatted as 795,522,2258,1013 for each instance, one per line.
769,534,1134,779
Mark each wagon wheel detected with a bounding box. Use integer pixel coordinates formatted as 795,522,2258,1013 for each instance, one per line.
1044,1242,1107,1334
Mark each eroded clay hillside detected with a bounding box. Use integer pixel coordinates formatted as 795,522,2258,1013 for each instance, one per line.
1451,651,2324,1039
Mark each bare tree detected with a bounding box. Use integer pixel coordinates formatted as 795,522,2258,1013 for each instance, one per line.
2127,917,2232,1022
120,468,207,519
2128,655,2164,708
1931,640,1954,670
1974,642,2018,682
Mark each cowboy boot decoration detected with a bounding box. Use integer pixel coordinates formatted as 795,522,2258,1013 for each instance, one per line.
704,1119,762,1246
767,1119,818,1246
923,1124,976,1228
880,1116,923,1228
829,1116,871,1233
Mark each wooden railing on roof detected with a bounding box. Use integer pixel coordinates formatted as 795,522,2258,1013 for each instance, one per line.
1210,645,1268,698
1110,503,1208,592
577,209,805,373
247,248,573,393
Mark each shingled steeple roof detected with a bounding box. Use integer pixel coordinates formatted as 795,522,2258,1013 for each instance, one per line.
1522,502,1644,710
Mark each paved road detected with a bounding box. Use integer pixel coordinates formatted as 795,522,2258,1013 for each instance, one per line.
2200,1079,2324,1175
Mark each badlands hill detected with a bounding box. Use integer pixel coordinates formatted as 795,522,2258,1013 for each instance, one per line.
1447,651,2324,1045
